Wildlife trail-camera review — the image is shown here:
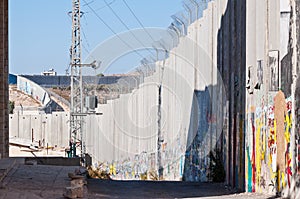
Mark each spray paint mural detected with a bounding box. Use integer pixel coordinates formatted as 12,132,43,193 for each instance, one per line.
96,150,185,181
246,91,293,194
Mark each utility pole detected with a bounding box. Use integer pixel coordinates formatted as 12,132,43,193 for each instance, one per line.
69,0,99,163
69,0,83,159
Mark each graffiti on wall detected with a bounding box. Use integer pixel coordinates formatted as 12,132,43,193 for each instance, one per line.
246,90,293,194
269,51,279,91
104,133,186,181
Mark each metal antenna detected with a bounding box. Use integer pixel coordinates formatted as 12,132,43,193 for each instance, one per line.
69,0,83,159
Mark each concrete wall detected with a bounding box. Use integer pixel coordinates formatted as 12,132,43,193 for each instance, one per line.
293,0,300,182
82,0,236,183
9,112,69,148
215,0,247,189
8,0,238,184
0,0,9,158
20,75,137,88
8,1,300,196
244,0,300,196
17,76,51,107
9,74,17,85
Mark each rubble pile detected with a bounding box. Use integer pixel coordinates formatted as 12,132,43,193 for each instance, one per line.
63,169,87,199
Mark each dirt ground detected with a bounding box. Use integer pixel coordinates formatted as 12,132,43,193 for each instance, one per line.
9,85,41,107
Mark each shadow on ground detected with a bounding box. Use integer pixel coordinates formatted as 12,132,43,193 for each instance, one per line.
87,179,234,198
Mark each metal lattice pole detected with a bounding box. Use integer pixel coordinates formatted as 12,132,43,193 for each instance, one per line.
69,0,83,158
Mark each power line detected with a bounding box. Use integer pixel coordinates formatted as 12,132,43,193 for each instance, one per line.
82,15,91,52
122,0,156,42
83,0,116,12
82,13,98,63
94,0,115,11
104,0,155,57
82,0,94,7
82,0,145,59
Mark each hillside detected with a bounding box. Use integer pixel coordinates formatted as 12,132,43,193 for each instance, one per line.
9,85,41,107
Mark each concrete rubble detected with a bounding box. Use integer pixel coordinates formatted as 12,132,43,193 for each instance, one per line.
63,170,87,198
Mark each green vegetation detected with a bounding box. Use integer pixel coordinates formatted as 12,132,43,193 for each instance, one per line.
209,148,225,182
9,100,15,114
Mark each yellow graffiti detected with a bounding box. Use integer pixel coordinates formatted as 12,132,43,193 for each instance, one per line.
284,112,292,188
284,114,292,143
282,171,286,189
109,164,116,175
271,171,277,180
272,105,292,192
277,171,286,191
277,170,280,191
255,119,264,192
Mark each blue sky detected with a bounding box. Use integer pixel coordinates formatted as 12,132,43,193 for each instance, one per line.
9,0,183,75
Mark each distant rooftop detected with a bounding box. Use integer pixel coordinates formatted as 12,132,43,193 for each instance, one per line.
41,68,57,76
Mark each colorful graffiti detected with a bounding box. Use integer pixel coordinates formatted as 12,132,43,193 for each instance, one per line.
284,97,292,188
246,91,293,194
102,143,186,181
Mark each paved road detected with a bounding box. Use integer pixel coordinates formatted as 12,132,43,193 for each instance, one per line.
87,179,275,199
0,163,81,199
0,161,275,199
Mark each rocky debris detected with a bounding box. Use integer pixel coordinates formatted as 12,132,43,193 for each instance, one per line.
87,165,110,179
25,160,37,165
64,169,87,199
70,178,86,187
148,170,159,181
64,186,84,199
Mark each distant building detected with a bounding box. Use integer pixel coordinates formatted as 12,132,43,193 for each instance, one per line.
41,68,57,76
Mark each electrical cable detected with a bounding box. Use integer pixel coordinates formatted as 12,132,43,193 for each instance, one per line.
122,0,156,43
104,0,155,57
94,0,115,12
82,0,145,59
83,0,116,12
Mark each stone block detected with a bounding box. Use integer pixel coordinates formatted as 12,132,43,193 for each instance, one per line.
25,160,37,165
70,178,86,187
63,186,83,199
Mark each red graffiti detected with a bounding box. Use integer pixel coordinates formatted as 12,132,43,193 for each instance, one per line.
268,105,275,116
286,158,292,187
268,130,275,149
286,101,292,113
268,118,274,128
